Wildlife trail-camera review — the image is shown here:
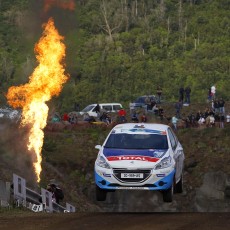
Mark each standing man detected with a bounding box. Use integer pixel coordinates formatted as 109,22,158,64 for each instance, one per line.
179,87,184,104
219,97,225,115
94,104,101,118
185,86,191,105
175,100,182,118
145,96,151,112
156,85,162,104
211,85,216,100
171,115,179,131
118,107,127,123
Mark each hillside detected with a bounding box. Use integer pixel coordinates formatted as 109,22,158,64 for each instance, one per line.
0,0,229,112
1,101,230,212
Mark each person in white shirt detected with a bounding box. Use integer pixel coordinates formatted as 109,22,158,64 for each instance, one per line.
211,85,216,100
171,115,179,131
226,113,230,123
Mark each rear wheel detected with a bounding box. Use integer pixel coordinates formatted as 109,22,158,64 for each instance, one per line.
96,185,107,201
163,183,174,203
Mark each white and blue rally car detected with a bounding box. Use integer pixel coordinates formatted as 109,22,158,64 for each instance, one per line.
94,123,185,202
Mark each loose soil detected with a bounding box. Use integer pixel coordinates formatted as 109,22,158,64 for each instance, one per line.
0,212,229,230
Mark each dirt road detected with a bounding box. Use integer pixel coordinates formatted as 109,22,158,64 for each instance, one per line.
0,212,229,230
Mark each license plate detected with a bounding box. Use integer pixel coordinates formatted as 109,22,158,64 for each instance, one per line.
121,173,144,178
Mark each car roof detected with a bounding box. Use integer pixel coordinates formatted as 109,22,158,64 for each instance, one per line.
87,103,122,106
112,123,169,134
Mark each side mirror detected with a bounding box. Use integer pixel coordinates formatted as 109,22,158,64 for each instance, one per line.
95,145,102,150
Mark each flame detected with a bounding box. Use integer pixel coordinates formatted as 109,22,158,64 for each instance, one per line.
44,0,75,12
6,18,68,182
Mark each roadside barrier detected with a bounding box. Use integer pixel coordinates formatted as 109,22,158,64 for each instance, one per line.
13,174,75,213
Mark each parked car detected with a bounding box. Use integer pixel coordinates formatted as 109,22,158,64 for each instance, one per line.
79,103,123,117
129,95,157,110
94,123,185,202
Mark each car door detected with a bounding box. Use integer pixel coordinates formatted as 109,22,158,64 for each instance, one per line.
168,128,184,183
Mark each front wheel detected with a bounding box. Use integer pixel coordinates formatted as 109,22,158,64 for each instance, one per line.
162,184,174,202
175,174,183,193
96,185,107,201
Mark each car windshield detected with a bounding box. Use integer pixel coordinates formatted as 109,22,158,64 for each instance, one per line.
134,96,156,104
104,133,168,149
81,105,95,113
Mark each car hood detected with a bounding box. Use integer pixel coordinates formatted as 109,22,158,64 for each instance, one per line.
102,148,168,168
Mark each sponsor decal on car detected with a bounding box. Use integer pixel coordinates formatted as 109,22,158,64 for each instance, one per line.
107,155,159,162
156,174,166,177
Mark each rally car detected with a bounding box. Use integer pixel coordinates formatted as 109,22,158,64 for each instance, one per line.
94,123,185,202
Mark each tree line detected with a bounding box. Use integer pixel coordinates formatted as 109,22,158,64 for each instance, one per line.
0,0,229,112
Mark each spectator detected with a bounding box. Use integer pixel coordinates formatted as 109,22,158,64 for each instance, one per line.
188,113,196,127
226,113,230,123
156,85,162,103
207,88,212,102
218,98,225,114
131,111,139,123
198,116,205,125
51,113,61,123
185,86,191,104
158,106,164,121
150,99,156,111
140,113,147,122
62,113,69,122
206,114,215,127
118,107,127,123
47,183,64,204
213,99,219,114
175,100,182,118
152,104,159,115
68,113,78,124
211,85,216,100
196,110,203,122
145,96,151,111
100,112,111,125
179,87,184,103
93,104,100,118
171,115,179,131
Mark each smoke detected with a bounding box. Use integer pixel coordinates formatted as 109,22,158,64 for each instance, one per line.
43,0,76,12
0,119,37,186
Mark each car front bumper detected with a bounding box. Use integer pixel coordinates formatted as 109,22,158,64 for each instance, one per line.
95,167,175,191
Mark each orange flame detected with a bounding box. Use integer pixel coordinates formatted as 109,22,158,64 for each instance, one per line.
44,0,75,12
6,18,68,182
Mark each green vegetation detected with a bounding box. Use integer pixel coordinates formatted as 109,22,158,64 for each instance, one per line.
0,0,229,111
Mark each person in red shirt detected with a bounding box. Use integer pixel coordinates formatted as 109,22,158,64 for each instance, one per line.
118,108,127,123
62,113,69,121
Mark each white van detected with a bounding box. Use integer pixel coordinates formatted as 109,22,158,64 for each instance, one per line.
79,103,123,117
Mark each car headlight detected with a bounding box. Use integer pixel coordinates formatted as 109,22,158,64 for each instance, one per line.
96,155,111,169
155,156,172,170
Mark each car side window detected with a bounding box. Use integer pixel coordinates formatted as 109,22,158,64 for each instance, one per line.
168,128,177,151
113,105,121,111
102,105,112,112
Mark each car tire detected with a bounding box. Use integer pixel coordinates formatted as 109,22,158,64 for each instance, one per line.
96,185,107,201
162,184,174,203
175,174,183,193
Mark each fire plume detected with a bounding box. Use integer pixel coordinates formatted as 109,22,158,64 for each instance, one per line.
44,0,75,12
6,18,68,182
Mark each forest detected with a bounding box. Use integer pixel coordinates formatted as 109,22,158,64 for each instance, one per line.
0,0,229,112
